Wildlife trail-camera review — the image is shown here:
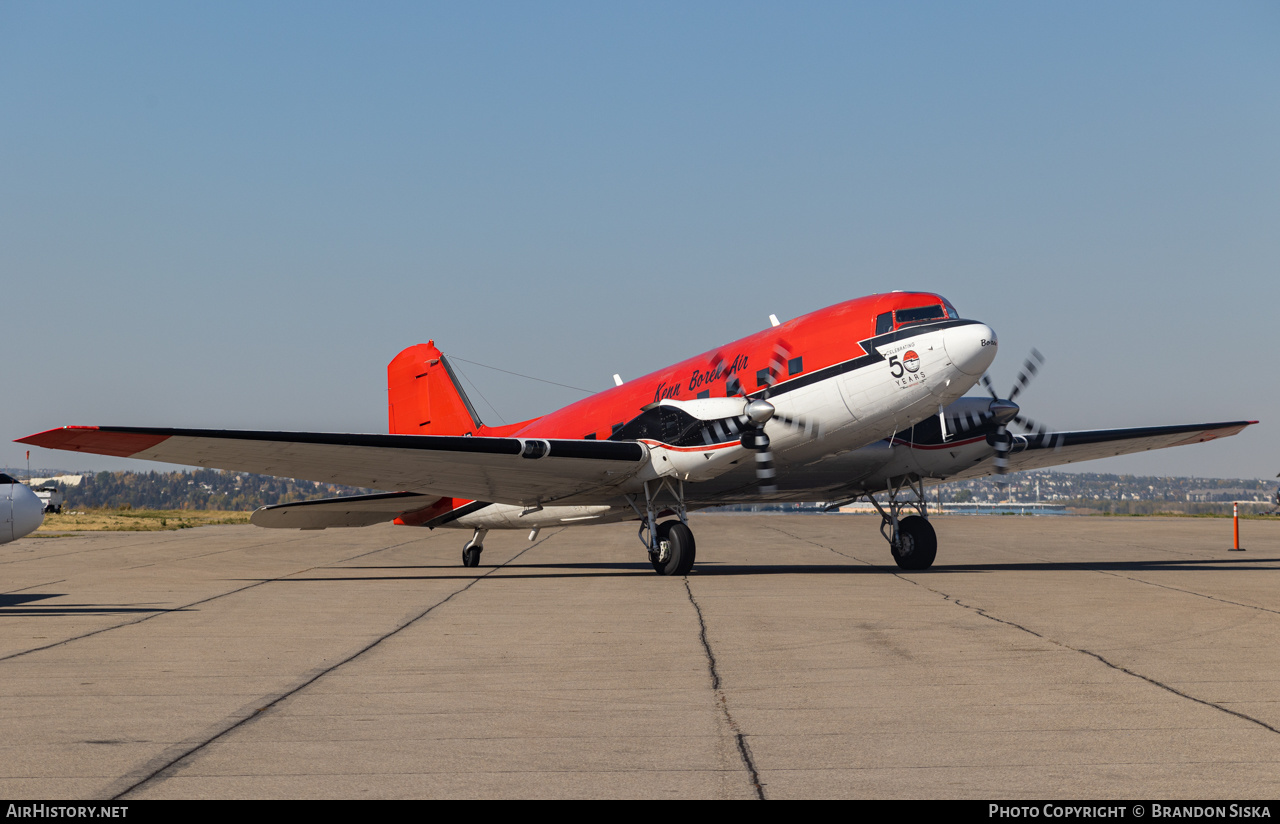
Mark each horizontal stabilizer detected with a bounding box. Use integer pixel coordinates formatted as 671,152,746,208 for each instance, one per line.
251,491,436,529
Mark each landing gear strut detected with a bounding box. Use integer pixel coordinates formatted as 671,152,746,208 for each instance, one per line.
867,475,937,571
462,528,487,568
626,477,696,576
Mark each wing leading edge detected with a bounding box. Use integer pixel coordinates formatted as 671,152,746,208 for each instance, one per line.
17,426,649,508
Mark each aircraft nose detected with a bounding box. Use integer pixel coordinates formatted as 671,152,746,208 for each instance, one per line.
10,485,45,541
944,322,998,376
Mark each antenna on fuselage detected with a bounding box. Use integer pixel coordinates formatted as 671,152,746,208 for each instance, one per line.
613,374,623,387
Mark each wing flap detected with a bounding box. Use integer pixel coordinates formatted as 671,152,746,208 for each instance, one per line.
18,426,649,507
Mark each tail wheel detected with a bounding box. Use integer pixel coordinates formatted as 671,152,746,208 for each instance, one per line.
652,520,696,576
891,515,936,570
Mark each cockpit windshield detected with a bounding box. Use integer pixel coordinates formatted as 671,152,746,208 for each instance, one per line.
895,305,946,326
874,294,959,336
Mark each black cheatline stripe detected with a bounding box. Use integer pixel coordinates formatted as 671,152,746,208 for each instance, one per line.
97,427,647,463
108,530,560,800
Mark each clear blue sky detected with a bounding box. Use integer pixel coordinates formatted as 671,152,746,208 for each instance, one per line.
3,1,1276,479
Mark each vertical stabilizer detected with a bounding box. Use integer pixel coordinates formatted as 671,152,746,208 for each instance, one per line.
387,342,483,436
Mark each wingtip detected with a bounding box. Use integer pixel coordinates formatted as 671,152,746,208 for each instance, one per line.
15,426,97,446
14,426,168,457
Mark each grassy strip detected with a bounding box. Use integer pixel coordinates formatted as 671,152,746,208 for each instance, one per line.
35,509,252,534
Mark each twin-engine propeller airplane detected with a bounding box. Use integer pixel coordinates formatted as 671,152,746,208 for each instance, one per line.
18,292,1254,572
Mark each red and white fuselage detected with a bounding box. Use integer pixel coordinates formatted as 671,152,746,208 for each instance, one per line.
443,291,997,529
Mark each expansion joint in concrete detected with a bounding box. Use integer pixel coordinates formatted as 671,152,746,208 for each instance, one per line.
102,531,557,800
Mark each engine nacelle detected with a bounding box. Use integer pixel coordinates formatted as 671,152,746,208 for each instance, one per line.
615,398,758,484
1,475,45,544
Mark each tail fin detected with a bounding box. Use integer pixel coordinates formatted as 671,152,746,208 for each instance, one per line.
387,342,483,436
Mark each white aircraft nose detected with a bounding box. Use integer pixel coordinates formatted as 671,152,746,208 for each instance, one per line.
944,323,998,377
8,484,45,542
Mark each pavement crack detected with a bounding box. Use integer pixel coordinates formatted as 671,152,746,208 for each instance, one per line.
106,530,560,800
762,524,877,565
1094,570,1280,617
683,578,765,800
769,522,1280,740
901,576,1280,738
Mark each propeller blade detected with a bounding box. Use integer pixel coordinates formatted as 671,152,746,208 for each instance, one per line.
992,424,1011,484
774,412,822,440
956,410,991,433
980,375,999,401
1007,348,1044,401
1012,414,1047,439
753,431,777,495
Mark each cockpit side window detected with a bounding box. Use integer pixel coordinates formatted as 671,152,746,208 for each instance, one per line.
875,312,893,336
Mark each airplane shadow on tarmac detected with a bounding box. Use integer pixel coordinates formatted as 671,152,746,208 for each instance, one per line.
0,592,182,616
263,555,1280,583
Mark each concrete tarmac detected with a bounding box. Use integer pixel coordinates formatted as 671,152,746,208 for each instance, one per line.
2,514,1279,799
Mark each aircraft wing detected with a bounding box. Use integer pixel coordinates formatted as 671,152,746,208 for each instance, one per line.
947,420,1255,480
17,426,649,507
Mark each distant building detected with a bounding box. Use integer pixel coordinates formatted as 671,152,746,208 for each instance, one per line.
28,474,85,487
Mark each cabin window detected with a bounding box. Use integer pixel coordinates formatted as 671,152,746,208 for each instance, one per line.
875,312,893,335
895,305,946,327
756,368,772,388
788,356,803,375
696,390,709,399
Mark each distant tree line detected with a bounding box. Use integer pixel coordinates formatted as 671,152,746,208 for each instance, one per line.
37,468,1279,514
62,469,373,511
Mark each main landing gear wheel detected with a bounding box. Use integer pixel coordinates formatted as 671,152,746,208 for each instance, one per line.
652,520,696,576
461,528,487,568
891,515,937,571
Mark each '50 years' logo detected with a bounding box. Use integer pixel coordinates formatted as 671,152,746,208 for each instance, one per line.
889,350,920,378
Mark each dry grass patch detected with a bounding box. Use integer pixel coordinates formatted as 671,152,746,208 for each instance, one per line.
35,509,252,535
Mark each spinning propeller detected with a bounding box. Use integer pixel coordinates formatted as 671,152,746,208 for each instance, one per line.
955,349,1060,479
729,341,823,495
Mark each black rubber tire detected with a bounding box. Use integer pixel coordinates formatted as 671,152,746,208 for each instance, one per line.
462,545,482,568
652,520,696,576
891,515,937,570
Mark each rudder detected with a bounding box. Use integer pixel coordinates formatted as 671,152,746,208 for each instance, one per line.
387,342,483,436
